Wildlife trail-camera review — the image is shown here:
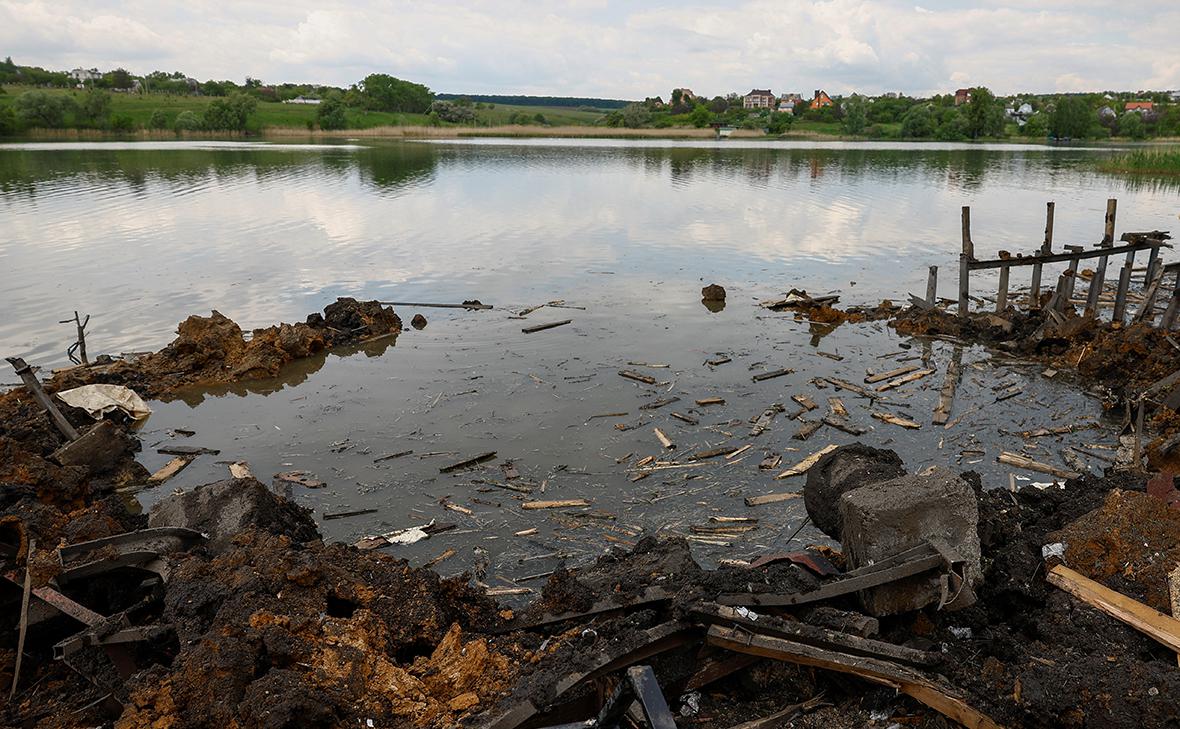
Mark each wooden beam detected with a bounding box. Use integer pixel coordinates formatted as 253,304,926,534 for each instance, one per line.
1048,565,1180,654
967,239,1165,271
1030,202,1054,305
706,626,1004,729
926,265,938,306
996,264,1010,312
996,451,1079,480
5,357,79,441
959,206,972,316
932,348,962,425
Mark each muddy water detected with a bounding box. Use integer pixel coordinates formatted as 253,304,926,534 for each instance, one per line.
1,139,1175,588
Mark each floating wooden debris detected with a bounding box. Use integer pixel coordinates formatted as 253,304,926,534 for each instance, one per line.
696,397,726,406
522,499,591,510
443,501,474,516
816,350,843,361
439,451,498,473
380,300,493,310
691,447,734,460
823,378,881,400
227,461,254,479
726,444,753,460
759,454,782,470
587,412,628,420
823,416,869,436
875,369,936,393
774,444,839,480
158,445,220,456
323,508,378,520
374,449,414,463
871,412,921,430
792,420,823,441
750,404,784,436
997,451,1080,479
619,369,658,385
932,356,960,426
827,397,849,418
706,356,732,366
752,368,793,382
653,427,675,449
514,528,538,537
865,364,920,384
274,470,326,488
670,412,699,425
521,319,572,334
148,456,192,484
994,386,1023,402
639,397,680,411
791,394,818,411
426,548,457,567
745,491,803,507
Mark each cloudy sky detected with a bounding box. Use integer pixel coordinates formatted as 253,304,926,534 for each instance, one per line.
2,1,1177,98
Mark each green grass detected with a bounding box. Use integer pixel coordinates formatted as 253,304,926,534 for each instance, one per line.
1099,150,1180,175
472,102,605,126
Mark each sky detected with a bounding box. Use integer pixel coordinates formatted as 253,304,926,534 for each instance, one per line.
2,1,1178,99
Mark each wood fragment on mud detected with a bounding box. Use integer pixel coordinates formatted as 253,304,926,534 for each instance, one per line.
752,368,793,382
521,319,572,334
619,369,659,385
439,451,498,473
871,412,921,430
997,451,1080,479
522,499,591,510
774,444,839,480
653,427,675,450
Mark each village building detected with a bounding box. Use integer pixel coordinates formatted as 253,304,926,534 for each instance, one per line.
743,89,775,109
809,89,833,109
954,88,972,106
69,68,100,87
1125,101,1154,113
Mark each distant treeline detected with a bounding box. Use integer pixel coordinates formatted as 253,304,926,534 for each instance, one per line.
435,94,631,109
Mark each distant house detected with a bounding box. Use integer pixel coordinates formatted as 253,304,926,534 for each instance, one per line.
743,89,775,109
809,90,833,109
284,96,322,105
954,88,972,106
1125,101,1154,113
69,68,100,87
1098,105,1117,121
1017,102,1033,116
777,100,796,114
672,88,696,104
1171,91,1180,102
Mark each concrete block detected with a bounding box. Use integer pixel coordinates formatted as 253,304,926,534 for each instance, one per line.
50,420,130,474
838,466,981,616
805,444,906,539
149,477,318,551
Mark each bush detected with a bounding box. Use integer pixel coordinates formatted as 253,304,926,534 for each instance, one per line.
316,96,348,130
900,105,935,138
79,89,112,126
1118,111,1147,140
148,109,169,130
173,110,203,132
0,105,18,136
428,100,474,124
108,114,135,132
203,92,257,131
13,91,74,128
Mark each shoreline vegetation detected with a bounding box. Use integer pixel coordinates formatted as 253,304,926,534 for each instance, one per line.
1098,149,1180,175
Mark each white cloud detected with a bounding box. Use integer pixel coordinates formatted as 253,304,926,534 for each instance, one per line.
0,0,1177,96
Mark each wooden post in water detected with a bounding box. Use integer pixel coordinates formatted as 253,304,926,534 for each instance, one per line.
1112,248,1137,324
996,263,1010,313
926,266,938,307
1063,245,1085,304
958,207,973,317
1030,202,1054,306
1085,199,1117,318
1162,271,1180,330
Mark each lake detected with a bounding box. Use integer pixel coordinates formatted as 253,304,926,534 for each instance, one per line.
1,138,1174,587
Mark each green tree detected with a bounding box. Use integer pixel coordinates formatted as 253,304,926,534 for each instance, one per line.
109,114,135,132
1118,111,1146,139
79,89,112,126
689,104,713,128
1049,96,1091,139
105,68,134,89
766,112,793,135
357,74,432,113
900,104,935,138
148,110,169,129
963,87,1004,138
0,105,18,136
841,95,868,134
173,110,203,132
316,96,348,130
621,103,651,128
428,100,475,123
13,91,73,128
935,109,969,141
1023,112,1048,139
203,92,256,131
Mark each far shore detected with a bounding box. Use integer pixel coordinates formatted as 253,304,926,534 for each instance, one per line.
8,124,1180,145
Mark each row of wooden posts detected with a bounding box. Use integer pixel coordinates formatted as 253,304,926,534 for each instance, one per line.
924,199,1176,327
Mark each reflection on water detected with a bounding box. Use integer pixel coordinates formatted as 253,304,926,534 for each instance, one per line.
2,138,1165,583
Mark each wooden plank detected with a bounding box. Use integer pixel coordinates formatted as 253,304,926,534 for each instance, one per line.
792,419,823,441
865,364,919,384
932,351,961,425
824,377,881,400
996,264,1010,312
522,499,591,510
695,397,725,406
380,300,493,310
619,369,658,385
875,368,935,393
706,626,1004,729
744,491,802,507
872,412,920,429
521,319,571,334
439,451,497,473
653,427,675,450
1048,564,1180,655
996,451,1079,480
1030,201,1054,304
1135,266,1166,324
626,665,678,729
228,461,254,479
926,265,938,306
5,357,79,440
752,368,793,382
827,397,849,418
774,444,838,480
148,456,193,484
968,238,1164,271
1112,260,1133,323
791,394,818,411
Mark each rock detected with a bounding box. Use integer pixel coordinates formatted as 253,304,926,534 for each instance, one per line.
804,444,906,539
701,284,726,301
838,466,982,616
50,420,132,474
148,477,319,551
411,314,428,329
448,692,479,712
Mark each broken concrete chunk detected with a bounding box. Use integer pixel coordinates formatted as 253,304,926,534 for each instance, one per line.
701,284,726,301
838,466,982,616
148,477,319,551
50,420,132,474
804,444,907,539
